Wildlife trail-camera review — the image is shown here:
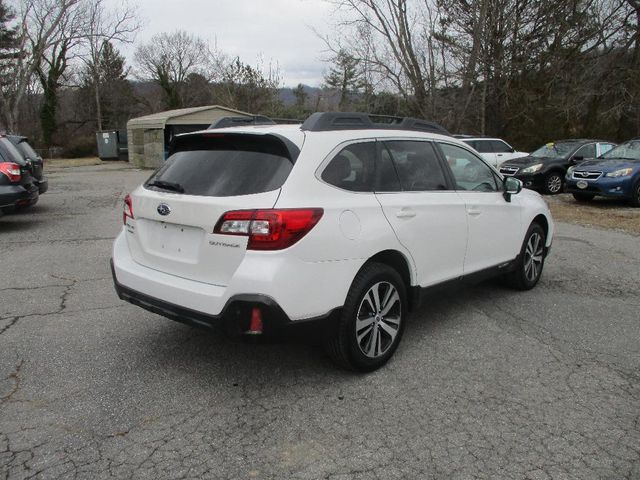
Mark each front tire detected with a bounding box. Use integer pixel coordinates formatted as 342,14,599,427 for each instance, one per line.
504,223,546,291
630,181,640,208
572,192,595,202
326,262,407,372
543,172,563,195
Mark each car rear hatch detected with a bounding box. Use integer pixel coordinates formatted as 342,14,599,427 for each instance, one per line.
125,131,299,286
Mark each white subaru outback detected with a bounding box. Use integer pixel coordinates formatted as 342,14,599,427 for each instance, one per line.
111,113,554,371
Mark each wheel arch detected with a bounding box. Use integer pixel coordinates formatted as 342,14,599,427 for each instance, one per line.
361,249,416,310
531,213,550,240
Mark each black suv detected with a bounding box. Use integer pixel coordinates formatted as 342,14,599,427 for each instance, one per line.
0,137,39,214
498,139,617,194
7,135,48,194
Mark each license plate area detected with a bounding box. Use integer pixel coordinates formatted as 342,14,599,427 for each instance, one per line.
140,219,203,263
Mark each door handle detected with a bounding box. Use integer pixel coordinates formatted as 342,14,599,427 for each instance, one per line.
395,208,416,218
467,207,482,217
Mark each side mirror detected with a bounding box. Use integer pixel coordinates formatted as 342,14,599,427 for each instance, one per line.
571,155,583,164
503,176,522,202
509,147,515,153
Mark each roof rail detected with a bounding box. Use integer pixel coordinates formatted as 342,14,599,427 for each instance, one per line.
300,112,450,135
208,115,276,129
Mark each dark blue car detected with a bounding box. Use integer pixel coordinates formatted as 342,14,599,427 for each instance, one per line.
565,139,640,207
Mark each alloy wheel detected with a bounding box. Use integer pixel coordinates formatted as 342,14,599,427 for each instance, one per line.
547,175,562,193
524,232,544,282
355,281,402,358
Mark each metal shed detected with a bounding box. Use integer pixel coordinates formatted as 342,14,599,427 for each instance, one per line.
126,105,252,168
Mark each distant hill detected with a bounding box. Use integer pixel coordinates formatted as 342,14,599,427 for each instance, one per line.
279,85,322,105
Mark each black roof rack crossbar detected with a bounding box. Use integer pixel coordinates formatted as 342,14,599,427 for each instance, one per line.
208,115,276,129
300,112,450,135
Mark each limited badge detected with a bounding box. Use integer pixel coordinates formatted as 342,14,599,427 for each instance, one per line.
576,180,588,189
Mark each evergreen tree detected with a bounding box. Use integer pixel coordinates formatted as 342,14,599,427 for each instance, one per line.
85,41,133,130
324,50,363,110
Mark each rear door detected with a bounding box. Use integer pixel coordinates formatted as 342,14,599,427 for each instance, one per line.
490,139,516,166
374,139,468,287
468,140,498,167
126,133,295,286
437,142,522,273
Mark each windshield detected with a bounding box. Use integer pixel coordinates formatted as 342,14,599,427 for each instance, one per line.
601,140,640,161
530,142,577,159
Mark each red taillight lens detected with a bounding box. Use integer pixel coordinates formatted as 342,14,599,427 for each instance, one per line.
0,162,21,183
123,194,134,225
214,208,323,250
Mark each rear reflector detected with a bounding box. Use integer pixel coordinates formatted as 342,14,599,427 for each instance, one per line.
214,208,323,250
245,307,263,335
0,163,21,183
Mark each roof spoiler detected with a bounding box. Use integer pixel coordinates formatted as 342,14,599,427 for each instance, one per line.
208,115,276,129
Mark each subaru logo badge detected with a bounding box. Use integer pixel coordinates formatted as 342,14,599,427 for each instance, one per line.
157,203,171,216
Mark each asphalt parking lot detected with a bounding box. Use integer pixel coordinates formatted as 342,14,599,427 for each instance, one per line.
1,163,639,480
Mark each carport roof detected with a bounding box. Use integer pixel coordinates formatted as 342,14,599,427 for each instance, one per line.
127,105,252,129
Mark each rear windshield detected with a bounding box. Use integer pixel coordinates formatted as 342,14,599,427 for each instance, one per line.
146,134,294,197
16,140,39,159
0,138,25,164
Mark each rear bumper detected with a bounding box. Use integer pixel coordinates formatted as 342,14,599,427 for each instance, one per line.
111,258,338,338
36,177,48,194
0,183,39,209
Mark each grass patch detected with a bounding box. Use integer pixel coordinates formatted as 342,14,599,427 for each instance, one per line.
45,157,103,168
546,193,640,235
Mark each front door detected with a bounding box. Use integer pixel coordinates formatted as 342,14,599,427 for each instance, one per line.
437,142,523,274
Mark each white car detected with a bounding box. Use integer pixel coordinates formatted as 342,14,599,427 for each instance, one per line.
458,137,528,167
112,113,554,371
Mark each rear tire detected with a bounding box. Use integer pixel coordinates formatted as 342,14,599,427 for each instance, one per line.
326,262,407,372
504,223,546,291
572,192,595,202
630,181,640,208
543,172,563,195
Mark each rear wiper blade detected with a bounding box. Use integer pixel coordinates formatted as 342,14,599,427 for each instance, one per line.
147,180,184,193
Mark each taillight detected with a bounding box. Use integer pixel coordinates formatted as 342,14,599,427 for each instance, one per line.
0,162,21,183
123,194,134,224
214,208,323,250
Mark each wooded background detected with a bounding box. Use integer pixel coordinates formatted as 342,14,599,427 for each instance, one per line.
1,0,639,156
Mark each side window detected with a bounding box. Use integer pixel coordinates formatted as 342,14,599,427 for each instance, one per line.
490,140,512,153
599,143,615,156
438,143,499,192
383,141,448,191
473,140,494,153
321,142,376,192
376,146,402,192
573,143,596,160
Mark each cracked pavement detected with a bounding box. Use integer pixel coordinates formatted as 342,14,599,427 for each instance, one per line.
1,163,639,479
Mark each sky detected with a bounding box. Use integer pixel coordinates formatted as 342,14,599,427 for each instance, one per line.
112,0,336,88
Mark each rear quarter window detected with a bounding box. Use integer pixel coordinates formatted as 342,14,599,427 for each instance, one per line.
146,134,294,197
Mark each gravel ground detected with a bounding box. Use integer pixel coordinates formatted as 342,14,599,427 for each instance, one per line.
1,163,639,480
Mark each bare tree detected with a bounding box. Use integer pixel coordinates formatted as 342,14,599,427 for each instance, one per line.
0,0,81,132
134,31,215,109
81,0,139,131
322,0,439,117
